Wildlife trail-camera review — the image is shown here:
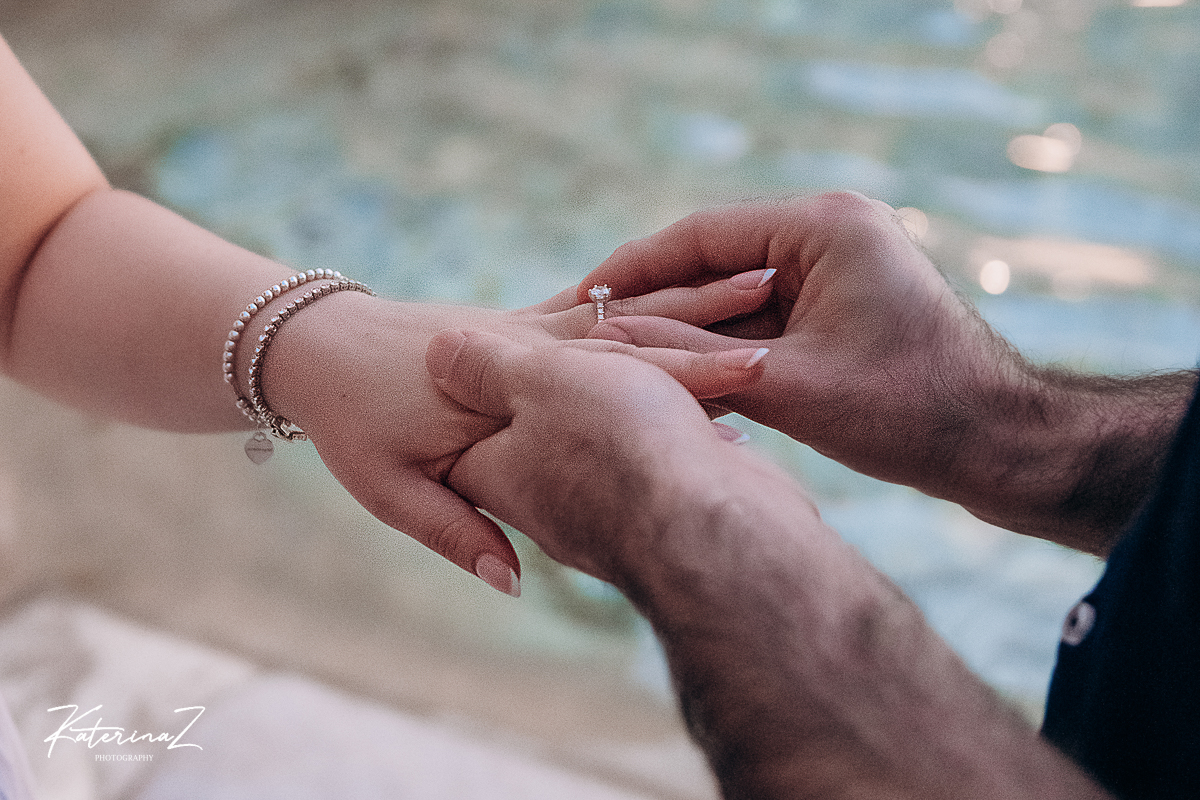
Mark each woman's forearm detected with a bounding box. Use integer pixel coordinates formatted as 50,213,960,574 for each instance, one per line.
1,34,294,432
4,188,290,431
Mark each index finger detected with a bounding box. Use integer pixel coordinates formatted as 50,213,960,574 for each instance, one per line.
576,201,796,303
576,192,901,304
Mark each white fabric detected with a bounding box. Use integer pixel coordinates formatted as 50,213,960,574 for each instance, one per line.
0,694,36,800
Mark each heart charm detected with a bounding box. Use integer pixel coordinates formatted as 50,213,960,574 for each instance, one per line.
244,431,274,464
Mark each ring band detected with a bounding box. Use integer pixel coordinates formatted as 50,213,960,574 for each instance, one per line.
588,284,612,321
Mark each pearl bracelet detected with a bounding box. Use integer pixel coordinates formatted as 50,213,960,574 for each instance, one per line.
245,277,376,441
223,268,345,404
223,269,374,461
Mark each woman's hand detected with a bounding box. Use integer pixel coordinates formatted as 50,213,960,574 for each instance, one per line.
255,274,773,595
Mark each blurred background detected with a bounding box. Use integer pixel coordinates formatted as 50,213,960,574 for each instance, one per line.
1,0,1199,797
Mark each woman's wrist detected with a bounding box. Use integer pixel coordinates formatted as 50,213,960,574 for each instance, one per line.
223,269,375,436
235,288,394,434
246,293,518,437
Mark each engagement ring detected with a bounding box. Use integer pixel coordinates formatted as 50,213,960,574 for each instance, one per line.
588,284,612,321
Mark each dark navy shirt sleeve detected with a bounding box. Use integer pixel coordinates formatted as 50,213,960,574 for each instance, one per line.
1042,380,1200,799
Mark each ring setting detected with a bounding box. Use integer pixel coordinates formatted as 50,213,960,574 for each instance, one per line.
588,284,612,321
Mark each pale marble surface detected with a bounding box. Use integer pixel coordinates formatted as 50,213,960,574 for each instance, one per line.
0,597,690,800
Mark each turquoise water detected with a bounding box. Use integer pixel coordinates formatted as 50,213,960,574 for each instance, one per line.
141,0,1200,713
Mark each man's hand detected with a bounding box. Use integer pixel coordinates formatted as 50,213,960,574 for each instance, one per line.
424,330,1110,800
420,329,767,585
578,192,1197,554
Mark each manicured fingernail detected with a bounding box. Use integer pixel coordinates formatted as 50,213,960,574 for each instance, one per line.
475,553,521,597
713,422,751,444
729,268,777,290
712,347,770,370
744,347,769,368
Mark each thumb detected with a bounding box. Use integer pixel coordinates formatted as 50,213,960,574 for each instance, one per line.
426,330,526,418
320,451,522,598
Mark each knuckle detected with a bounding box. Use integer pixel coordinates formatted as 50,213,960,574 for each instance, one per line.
804,191,895,238
607,295,642,318
424,512,475,569
809,190,878,219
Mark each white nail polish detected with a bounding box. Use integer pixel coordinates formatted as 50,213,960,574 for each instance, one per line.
756,268,777,289
744,347,769,368
475,553,521,597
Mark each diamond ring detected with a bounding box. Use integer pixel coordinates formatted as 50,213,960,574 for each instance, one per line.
588,284,612,321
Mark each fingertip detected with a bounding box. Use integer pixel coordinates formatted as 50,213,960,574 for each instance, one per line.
710,347,769,371
744,347,770,368
475,552,522,597
713,421,751,445
728,268,777,291
335,471,521,598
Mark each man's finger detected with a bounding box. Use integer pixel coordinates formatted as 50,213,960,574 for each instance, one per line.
577,192,900,304
576,203,798,303
426,330,526,418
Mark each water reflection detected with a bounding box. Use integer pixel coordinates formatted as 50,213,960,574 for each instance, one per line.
971,235,1155,299
1007,123,1082,172
99,0,1200,730
980,259,1012,294
940,175,1200,262
801,60,1045,123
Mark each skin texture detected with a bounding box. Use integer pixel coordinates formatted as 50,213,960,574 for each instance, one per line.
577,193,1198,556
427,331,1113,799
0,33,772,590
0,19,1173,793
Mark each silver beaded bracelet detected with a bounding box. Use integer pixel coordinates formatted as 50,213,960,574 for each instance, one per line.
223,269,375,462
246,277,376,441
223,268,344,405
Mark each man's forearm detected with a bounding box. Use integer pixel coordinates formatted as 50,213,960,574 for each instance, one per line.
615,460,1110,799
952,362,1197,556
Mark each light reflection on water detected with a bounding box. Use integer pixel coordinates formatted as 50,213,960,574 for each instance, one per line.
939,175,1200,261
801,60,1045,123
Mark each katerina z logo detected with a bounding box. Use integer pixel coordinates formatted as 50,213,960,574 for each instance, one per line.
44,704,205,758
